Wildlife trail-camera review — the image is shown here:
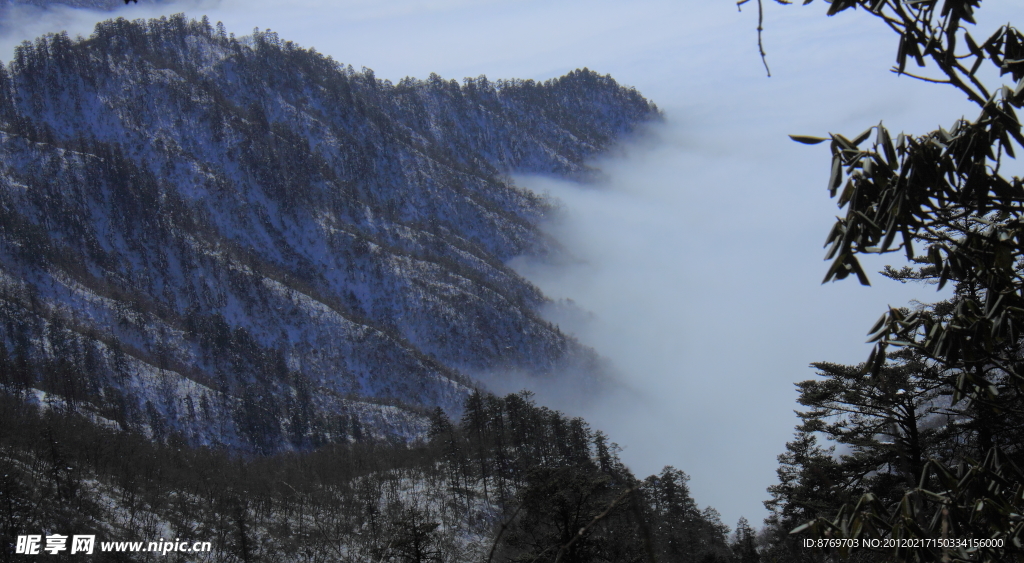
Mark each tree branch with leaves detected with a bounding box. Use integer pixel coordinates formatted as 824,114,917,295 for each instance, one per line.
757,1,1024,561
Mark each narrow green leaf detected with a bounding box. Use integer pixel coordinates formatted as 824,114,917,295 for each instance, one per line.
868,313,888,336
852,126,873,147
789,522,811,535
789,135,828,145
850,256,871,286
880,124,897,166
828,156,843,196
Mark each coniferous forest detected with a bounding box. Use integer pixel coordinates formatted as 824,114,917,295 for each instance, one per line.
0,390,741,562
0,13,750,563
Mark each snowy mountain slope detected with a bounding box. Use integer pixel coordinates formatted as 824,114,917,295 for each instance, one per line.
0,14,660,452
5,0,142,9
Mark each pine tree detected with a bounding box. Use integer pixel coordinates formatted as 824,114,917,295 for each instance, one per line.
383,507,443,563
796,348,951,505
461,389,491,500
731,517,760,563
764,431,845,527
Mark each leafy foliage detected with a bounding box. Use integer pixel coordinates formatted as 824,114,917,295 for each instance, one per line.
762,1,1024,561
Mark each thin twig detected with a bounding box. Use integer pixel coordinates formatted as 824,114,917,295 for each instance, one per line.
737,0,772,77
486,470,566,563
891,69,952,85
551,487,636,563
756,0,771,77
484,502,525,563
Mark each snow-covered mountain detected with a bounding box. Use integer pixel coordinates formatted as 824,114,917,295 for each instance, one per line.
2,0,127,10
0,0,127,15
0,15,660,453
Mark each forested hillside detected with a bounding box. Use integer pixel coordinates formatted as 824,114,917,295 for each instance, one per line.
1,390,743,562
0,14,659,453
0,14,744,562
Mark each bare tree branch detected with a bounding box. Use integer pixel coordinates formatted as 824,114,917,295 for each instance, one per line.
551,487,636,563
738,0,773,77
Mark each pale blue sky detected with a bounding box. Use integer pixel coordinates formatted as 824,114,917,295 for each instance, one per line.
3,0,1019,527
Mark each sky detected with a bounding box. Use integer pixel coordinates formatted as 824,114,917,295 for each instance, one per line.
2,0,1021,528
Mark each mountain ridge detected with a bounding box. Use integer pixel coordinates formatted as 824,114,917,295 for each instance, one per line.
0,14,661,453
